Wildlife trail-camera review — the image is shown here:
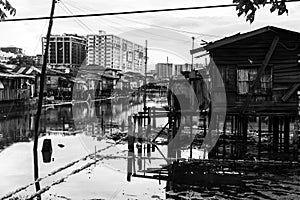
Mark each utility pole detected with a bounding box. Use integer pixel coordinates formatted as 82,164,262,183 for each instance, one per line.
33,0,56,194
191,36,195,71
167,56,169,78
143,40,148,112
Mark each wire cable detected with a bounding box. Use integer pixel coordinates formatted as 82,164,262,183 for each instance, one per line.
2,0,300,22
0,4,241,22
63,1,200,43
64,0,220,38
60,1,96,34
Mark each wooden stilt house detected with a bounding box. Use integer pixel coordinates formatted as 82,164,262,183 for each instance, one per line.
191,26,300,161
192,26,300,115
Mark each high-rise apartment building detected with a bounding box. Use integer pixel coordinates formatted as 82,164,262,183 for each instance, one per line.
87,31,145,74
42,34,86,70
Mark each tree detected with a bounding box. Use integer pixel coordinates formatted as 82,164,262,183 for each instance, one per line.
234,0,288,23
0,0,16,21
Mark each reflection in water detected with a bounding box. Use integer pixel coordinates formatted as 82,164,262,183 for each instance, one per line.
0,99,166,199
0,99,149,156
0,113,35,154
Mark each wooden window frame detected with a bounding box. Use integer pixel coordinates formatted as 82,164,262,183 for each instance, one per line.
236,64,273,98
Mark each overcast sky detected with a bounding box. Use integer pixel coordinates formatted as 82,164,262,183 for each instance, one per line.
1,0,300,68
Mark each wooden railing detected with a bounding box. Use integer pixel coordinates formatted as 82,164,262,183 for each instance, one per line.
0,89,31,101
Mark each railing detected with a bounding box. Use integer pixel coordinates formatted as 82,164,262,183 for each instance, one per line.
0,89,31,102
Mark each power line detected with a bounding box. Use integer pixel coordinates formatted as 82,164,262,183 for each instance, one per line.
2,0,300,22
64,0,220,38
0,4,239,22
59,1,95,34
63,1,194,43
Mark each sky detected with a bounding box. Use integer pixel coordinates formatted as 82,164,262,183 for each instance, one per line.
1,0,300,69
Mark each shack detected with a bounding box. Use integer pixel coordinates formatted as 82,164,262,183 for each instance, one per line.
191,26,300,161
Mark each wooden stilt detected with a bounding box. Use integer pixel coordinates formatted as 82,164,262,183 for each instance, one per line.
258,116,262,160
138,115,142,155
230,115,234,158
284,116,290,154
279,117,283,152
243,116,248,157
152,107,156,129
190,114,193,159
273,116,279,155
223,117,227,159
127,115,134,182
293,120,299,161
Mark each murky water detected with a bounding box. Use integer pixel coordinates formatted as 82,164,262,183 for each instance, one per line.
0,99,168,200
1,99,300,200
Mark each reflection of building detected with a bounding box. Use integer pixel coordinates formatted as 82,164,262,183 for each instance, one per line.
155,63,173,79
87,30,145,73
42,34,86,70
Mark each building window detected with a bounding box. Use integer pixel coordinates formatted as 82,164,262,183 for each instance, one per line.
237,67,272,95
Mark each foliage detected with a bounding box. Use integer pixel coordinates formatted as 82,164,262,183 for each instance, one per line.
0,0,16,21
234,0,288,23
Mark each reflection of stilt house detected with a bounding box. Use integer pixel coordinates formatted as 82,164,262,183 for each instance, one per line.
191,26,300,161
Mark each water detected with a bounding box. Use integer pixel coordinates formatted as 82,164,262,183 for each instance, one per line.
0,99,168,200
1,99,300,200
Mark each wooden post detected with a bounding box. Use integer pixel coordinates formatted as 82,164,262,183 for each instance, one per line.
258,116,262,160
132,115,137,175
138,115,142,155
167,114,173,164
152,107,156,129
284,116,290,154
293,120,299,161
92,122,95,136
242,116,248,157
223,117,227,158
280,117,283,152
273,116,279,155
189,114,193,159
101,110,104,136
203,115,207,137
235,115,240,158
127,116,134,182
230,115,234,158
147,107,151,154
